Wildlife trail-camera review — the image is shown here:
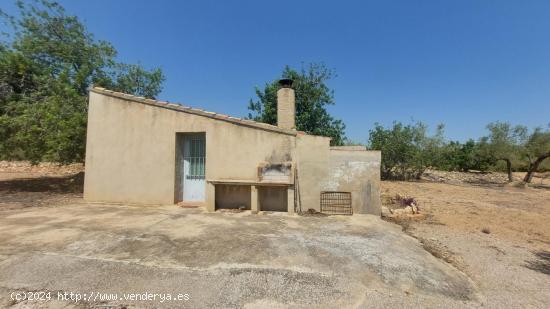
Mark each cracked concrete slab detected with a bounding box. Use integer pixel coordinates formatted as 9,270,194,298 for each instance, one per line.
0,204,477,308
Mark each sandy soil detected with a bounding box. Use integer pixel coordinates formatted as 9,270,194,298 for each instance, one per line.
382,180,550,250
0,161,84,211
382,173,550,308
0,172,83,211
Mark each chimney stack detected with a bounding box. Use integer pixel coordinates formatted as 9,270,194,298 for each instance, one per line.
277,79,295,130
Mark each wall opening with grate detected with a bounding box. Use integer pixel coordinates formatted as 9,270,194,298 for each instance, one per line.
320,191,352,215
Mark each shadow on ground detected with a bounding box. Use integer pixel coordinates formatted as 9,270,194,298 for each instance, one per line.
0,172,84,193
525,251,550,275
529,183,550,191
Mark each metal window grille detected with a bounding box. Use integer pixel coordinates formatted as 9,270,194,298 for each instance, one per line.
186,138,205,179
320,191,352,215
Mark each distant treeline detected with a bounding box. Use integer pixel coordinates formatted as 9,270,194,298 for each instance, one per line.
367,121,550,183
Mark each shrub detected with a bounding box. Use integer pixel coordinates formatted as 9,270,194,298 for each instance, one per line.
368,122,444,180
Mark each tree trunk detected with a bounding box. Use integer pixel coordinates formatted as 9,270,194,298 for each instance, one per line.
505,159,513,182
499,158,513,182
523,153,550,183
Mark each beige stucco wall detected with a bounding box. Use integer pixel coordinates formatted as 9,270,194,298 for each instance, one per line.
84,91,296,205
323,149,382,215
294,134,331,212
84,90,382,215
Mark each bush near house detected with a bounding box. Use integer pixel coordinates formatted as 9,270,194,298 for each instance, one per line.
367,121,445,180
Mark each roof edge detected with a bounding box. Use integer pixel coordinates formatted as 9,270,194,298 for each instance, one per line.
330,145,367,151
90,87,298,136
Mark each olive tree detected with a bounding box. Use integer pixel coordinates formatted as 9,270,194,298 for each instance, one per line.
368,121,444,180
485,122,527,182
522,127,550,183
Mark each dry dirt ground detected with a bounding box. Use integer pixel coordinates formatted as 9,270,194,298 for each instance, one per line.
0,162,549,308
0,161,83,212
382,172,550,308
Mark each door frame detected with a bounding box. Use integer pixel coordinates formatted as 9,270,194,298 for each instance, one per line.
174,132,206,203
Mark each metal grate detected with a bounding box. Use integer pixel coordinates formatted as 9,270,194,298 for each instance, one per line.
320,191,352,215
185,138,205,179
186,157,205,179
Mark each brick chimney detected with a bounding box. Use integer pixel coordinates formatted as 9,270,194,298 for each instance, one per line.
277,79,295,130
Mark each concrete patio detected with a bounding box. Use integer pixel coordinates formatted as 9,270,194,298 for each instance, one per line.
0,203,476,308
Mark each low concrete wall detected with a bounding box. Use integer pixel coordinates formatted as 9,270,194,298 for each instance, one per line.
323,149,381,215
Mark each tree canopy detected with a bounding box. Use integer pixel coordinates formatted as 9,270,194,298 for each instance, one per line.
368,120,549,182
522,126,550,182
368,121,446,180
247,63,346,145
0,0,165,163
484,122,527,181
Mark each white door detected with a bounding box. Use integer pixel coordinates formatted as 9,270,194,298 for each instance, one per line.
182,135,205,201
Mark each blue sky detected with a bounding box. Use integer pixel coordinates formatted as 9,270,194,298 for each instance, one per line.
3,0,550,143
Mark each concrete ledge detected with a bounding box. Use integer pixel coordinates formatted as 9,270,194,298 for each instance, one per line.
207,179,293,186
330,145,367,151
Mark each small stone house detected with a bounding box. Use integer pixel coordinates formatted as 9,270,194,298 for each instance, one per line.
84,80,381,215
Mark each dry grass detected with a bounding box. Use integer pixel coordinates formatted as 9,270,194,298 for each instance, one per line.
382,177,550,250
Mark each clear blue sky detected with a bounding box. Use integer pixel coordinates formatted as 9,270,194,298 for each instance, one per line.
3,0,550,143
